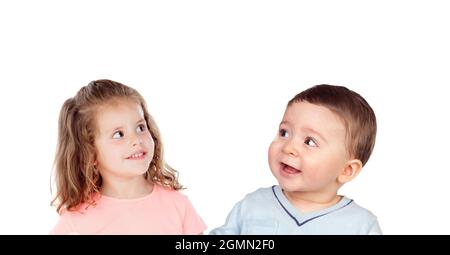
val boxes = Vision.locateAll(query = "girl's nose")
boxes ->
[131,134,143,147]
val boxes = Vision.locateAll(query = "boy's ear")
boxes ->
[338,159,363,184]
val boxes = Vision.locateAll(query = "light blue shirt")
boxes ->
[210,186,381,235]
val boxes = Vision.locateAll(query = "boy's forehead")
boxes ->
[282,102,346,136]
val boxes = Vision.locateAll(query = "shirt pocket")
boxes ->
[241,219,279,235]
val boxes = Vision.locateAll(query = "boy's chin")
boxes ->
[276,179,301,192]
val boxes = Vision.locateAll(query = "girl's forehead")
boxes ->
[97,98,143,115]
[94,99,145,131]
[101,97,141,108]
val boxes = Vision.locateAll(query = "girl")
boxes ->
[50,79,206,234]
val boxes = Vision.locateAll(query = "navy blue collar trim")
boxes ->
[271,185,353,227]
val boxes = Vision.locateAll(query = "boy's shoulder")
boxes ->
[332,197,381,234]
[339,197,378,221]
[243,186,276,200]
[241,188,378,222]
[235,186,279,210]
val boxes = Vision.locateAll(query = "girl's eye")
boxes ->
[279,129,289,138]
[137,124,147,133]
[304,137,318,147]
[112,131,124,139]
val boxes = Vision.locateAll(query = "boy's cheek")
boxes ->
[269,141,282,153]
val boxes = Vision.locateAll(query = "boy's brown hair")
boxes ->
[288,84,377,166]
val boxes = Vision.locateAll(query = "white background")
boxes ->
[0,1,449,234]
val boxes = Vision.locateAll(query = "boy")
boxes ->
[211,85,381,234]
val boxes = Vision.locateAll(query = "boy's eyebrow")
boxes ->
[302,127,327,143]
[279,120,289,126]
[280,121,327,142]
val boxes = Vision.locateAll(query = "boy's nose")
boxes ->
[282,140,298,156]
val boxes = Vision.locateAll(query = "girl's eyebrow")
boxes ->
[108,119,146,133]
[109,126,124,133]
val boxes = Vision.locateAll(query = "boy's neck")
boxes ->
[282,190,342,213]
[100,175,153,199]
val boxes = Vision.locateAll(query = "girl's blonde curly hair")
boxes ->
[51,79,182,214]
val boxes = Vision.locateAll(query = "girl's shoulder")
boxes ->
[58,202,97,219]
[57,193,102,218]
[154,183,190,202]
[50,201,97,234]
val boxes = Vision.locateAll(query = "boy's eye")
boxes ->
[137,124,147,133]
[304,137,317,147]
[279,129,289,138]
[112,131,124,139]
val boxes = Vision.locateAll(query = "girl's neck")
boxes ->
[282,190,342,213]
[100,176,153,199]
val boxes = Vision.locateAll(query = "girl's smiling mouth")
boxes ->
[126,151,147,160]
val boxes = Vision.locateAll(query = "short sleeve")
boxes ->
[180,195,207,235]
[209,200,243,235]
[50,213,75,235]
[367,219,382,235]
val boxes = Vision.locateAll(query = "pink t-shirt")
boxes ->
[50,184,206,234]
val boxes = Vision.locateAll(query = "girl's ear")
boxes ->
[338,159,363,184]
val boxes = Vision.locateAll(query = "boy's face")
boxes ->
[268,102,350,196]
[94,99,154,182]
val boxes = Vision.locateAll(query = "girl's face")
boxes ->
[94,99,154,181]
[268,102,350,198]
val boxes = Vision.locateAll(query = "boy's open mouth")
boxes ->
[281,162,301,174]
